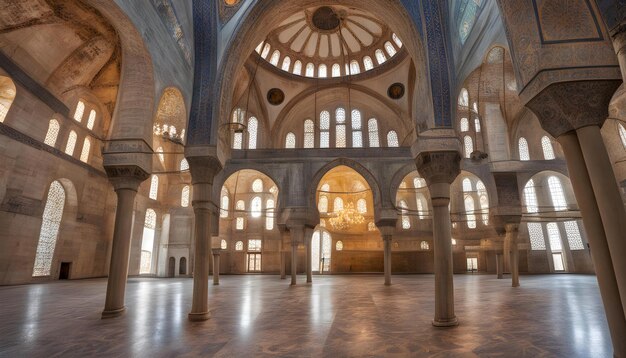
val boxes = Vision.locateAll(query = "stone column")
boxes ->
[416,151,461,327]
[495,253,503,279]
[289,225,304,285]
[280,251,286,279]
[305,228,313,283]
[187,156,222,322]
[378,225,395,286]
[506,224,520,287]
[212,249,220,285]
[611,24,626,83]
[102,166,149,318]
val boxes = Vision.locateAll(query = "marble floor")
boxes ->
[0,274,612,357]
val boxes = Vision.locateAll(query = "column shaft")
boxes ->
[383,235,392,286]
[496,253,503,279]
[507,225,520,287]
[212,252,220,285]
[280,251,286,279]
[189,203,212,321]
[102,188,138,318]
[306,237,312,283]
[291,243,298,285]
[431,192,457,327]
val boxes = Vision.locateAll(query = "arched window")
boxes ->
[181,185,190,207]
[479,194,489,225]
[330,63,341,77]
[305,63,315,77]
[375,49,387,64]
[33,181,65,276]
[420,241,429,250]
[266,198,275,230]
[351,109,362,148]
[281,56,291,71]
[252,178,263,193]
[74,101,85,122]
[462,178,472,192]
[65,131,77,156]
[399,200,410,229]
[251,196,262,218]
[368,222,376,231]
[318,195,328,213]
[285,132,296,148]
[357,198,367,214]
[474,118,481,132]
[79,137,91,163]
[472,102,478,113]
[548,176,567,211]
[235,241,244,251]
[464,135,473,158]
[255,41,264,54]
[87,110,96,130]
[261,43,271,58]
[414,178,426,188]
[564,221,584,250]
[336,240,343,251]
[180,158,189,171]
[221,239,228,250]
[248,117,258,149]
[546,222,563,252]
[333,197,344,212]
[236,200,245,230]
[220,193,230,218]
[336,107,346,148]
[44,119,60,147]
[318,64,327,78]
[387,130,399,147]
[460,118,469,132]
[156,146,164,163]
[392,33,403,48]
[452,238,457,245]
[363,56,374,70]
[465,196,476,229]
[458,88,469,107]
[269,50,280,66]
[541,136,555,160]
[232,130,243,150]
[140,209,157,274]
[384,41,397,56]
[320,111,330,148]
[304,119,315,148]
[368,118,379,147]
[320,183,330,192]
[518,137,530,161]
[312,230,333,272]
[416,194,427,219]
[528,222,546,250]
[619,123,626,149]
[149,175,159,200]
[350,60,361,74]
[524,179,538,213]
[293,60,302,75]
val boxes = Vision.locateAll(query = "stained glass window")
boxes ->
[181,185,190,207]
[293,60,302,75]
[458,88,469,107]
[548,176,567,211]
[180,158,189,171]
[619,124,626,149]
[44,119,60,147]
[519,137,530,161]
[368,118,379,147]
[363,56,374,71]
[384,41,397,57]
[547,222,562,251]
[318,64,327,78]
[87,110,96,130]
[304,119,315,148]
[252,179,263,193]
[248,117,258,149]
[336,108,346,148]
[564,221,584,250]
[464,135,473,158]
[305,63,315,77]
[541,136,555,160]
[375,49,387,64]
[332,63,341,77]
[465,195,476,229]
[149,175,158,200]
[235,241,244,251]
[528,222,546,250]
[524,179,538,213]
[392,33,403,48]
[281,56,291,71]
[285,132,296,148]
[320,111,330,148]
[32,181,65,276]
[460,118,469,132]
[74,101,85,122]
[350,60,360,75]
[420,241,429,250]
[357,198,367,214]
[251,196,262,218]
[269,50,280,66]
[334,197,344,212]
[387,130,399,147]
[318,195,328,213]
[65,131,77,156]
[261,43,271,58]
[80,137,91,163]
[266,198,275,230]
[352,109,362,148]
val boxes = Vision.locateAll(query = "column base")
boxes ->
[188,311,211,321]
[432,317,458,327]
[101,307,125,319]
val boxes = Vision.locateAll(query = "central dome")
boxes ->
[312,6,341,31]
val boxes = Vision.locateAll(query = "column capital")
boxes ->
[377,225,395,237]
[104,164,150,191]
[526,80,621,138]
[415,151,461,186]
[187,155,222,185]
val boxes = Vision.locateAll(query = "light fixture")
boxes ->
[329,202,365,230]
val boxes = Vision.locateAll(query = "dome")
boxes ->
[255,6,404,78]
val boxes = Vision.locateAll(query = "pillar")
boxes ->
[212,249,220,286]
[557,131,626,355]
[187,156,222,322]
[383,235,392,286]
[611,25,626,83]
[305,228,313,283]
[289,225,304,285]
[280,250,286,280]
[495,253,503,279]
[506,224,520,287]
[101,167,149,318]
[416,151,460,327]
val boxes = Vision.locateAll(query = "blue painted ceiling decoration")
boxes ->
[455,0,484,44]
[152,0,193,67]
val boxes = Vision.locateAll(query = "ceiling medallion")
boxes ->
[388,83,405,100]
[312,6,341,31]
[267,88,285,106]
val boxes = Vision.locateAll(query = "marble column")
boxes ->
[416,151,461,327]
[305,228,313,283]
[212,249,220,286]
[187,156,222,322]
[496,253,503,279]
[506,224,520,287]
[379,225,394,286]
[557,131,626,355]
[102,166,149,319]
[289,225,304,285]
[280,251,286,280]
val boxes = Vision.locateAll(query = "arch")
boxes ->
[179,257,187,275]
[0,75,16,123]
[285,132,296,148]
[311,228,333,272]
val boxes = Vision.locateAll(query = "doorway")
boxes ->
[168,257,175,277]
[59,262,71,279]
[179,257,187,275]
[247,253,262,272]
[466,257,478,272]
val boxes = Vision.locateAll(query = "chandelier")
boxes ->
[329,202,365,230]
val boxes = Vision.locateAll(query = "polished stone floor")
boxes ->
[0,274,611,357]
